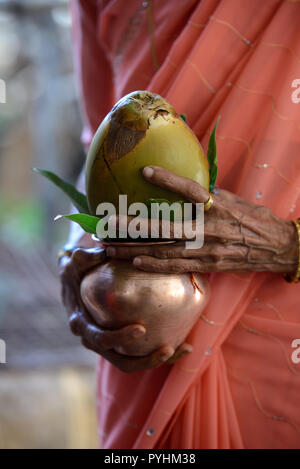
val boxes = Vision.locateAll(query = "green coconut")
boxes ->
[85,91,209,215]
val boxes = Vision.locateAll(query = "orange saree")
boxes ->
[71,0,300,448]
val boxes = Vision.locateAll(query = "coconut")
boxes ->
[85,90,209,215]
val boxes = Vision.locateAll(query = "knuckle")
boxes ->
[69,313,82,336]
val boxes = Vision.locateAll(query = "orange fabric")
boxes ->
[71,0,300,448]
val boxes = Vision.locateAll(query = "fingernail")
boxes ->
[106,247,116,257]
[159,350,173,362]
[143,166,154,178]
[159,353,172,362]
[133,257,142,266]
[131,327,145,338]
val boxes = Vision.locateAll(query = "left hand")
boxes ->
[106,166,298,275]
[59,242,191,371]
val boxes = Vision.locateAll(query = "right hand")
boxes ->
[59,246,187,372]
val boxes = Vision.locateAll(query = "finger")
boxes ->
[114,214,204,242]
[101,345,175,373]
[142,166,212,205]
[106,242,186,260]
[106,244,153,259]
[166,342,193,364]
[108,242,248,261]
[71,247,106,276]
[69,311,86,336]
[133,256,200,273]
[132,256,247,273]
[83,322,147,352]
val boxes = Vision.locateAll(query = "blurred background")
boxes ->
[0,0,98,448]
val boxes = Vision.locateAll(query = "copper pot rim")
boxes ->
[91,234,176,247]
[90,270,193,280]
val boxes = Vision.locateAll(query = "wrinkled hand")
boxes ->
[107,166,298,274]
[59,245,192,372]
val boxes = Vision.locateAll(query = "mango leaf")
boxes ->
[180,113,187,122]
[33,168,89,214]
[54,213,99,234]
[207,117,220,193]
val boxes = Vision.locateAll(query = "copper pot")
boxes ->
[80,251,210,356]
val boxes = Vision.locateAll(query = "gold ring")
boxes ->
[204,194,214,211]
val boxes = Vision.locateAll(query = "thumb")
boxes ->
[71,247,106,276]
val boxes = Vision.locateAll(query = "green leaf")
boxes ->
[179,113,187,122]
[33,168,89,214]
[54,213,99,234]
[207,117,220,193]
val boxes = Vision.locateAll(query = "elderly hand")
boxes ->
[106,166,298,275]
[59,242,192,372]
